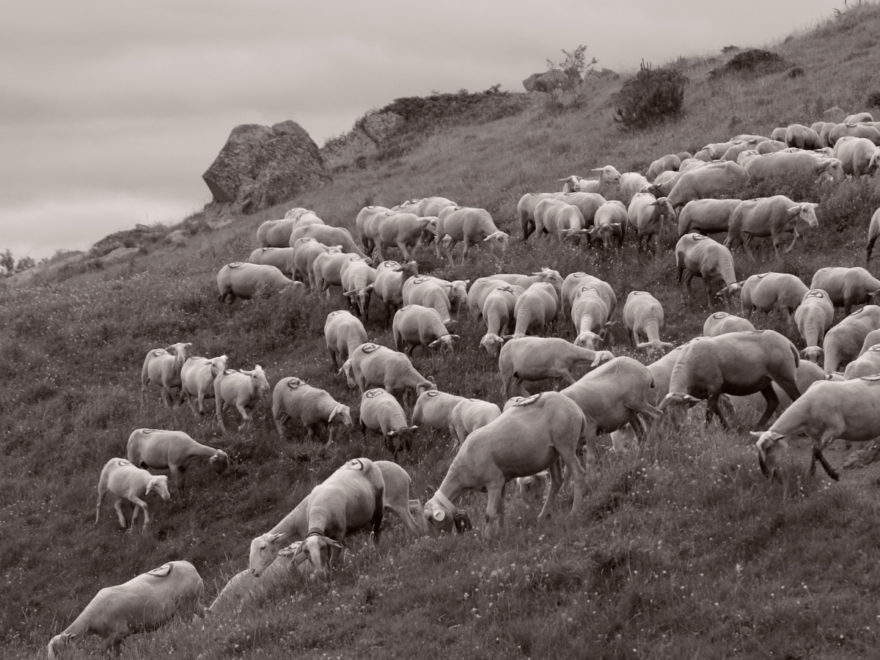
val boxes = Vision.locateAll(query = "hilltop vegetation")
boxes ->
[5,4,880,658]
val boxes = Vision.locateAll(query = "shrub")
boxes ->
[613,61,687,129]
[708,48,787,78]
[866,90,880,108]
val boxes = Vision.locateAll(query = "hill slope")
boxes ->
[5,4,880,658]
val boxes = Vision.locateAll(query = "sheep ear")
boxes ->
[428,339,440,348]
[268,532,285,545]
[409,425,419,431]
[327,539,345,550]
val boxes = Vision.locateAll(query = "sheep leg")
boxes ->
[705,394,729,429]
[129,497,150,529]
[170,465,185,499]
[555,441,586,515]
[783,229,800,254]
[742,234,757,262]
[811,432,841,481]
[460,239,470,266]
[538,460,562,520]
[396,241,411,262]
[113,499,128,529]
[484,482,505,539]
[755,385,780,429]
[235,403,251,431]
[274,414,287,440]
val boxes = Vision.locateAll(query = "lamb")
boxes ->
[589,200,628,249]
[570,286,612,349]
[740,272,809,323]
[372,260,419,324]
[214,365,270,432]
[359,388,419,457]
[291,237,339,289]
[272,377,352,444]
[623,290,673,355]
[510,282,559,338]
[437,206,509,266]
[180,354,228,416]
[675,233,741,306]
[867,208,880,263]
[702,312,755,337]
[626,193,675,254]
[645,154,682,182]
[810,266,880,314]
[247,246,296,276]
[95,458,171,530]
[752,377,880,482]
[423,391,591,538]
[659,330,801,428]
[324,309,368,370]
[288,223,370,261]
[47,561,203,659]
[312,252,369,298]
[371,211,437,261]
[392,304,459,355]
[412,390,467,442]
[561,272,617,319]
[726,196,819,260]
[248,458,385,579]
[499,336,613,400]
[140,342,192,408]
[126,429,229,497]
[822,305,880,373]
[843,345,880,379]
[479,284,522,357]
[533,198,585,240]
[216,263,305,302]
[401,276,455,324]
[340,258,377,321]
[666,161,749,210]
[832,136,880,176]
[676,199,741,237]
[341,342,434,407]
[448,398,502,447]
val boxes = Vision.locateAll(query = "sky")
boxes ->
[2,0,838,260]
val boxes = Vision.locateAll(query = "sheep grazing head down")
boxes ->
[298,532,344,579]
[48,633,74,659]
[423,493,471,536]
[249,532,285,577]
[751,430,789,480]
[327,404,352,443]
[209,450,230,474]
[147,475,171,501]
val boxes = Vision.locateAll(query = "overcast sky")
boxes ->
[2,0,837,260]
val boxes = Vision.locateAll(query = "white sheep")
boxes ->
[623,291,673,355]
[822,305,880,373]
[341,342,434,407]
[126,428,229,497]
[401,276,455,324]
[784,123,822,150]
[288,223,370,261]
[257,218,297,247]
[411,389,467,442]
[247,246,296,276]
[371,211,437,261]
[468,269,560,317]
[843,345,880,379]
[448,398,502,447]
[676,199,740,237]
[867,208,880,264]
[312,252,368,298]
[832,136,880,176]
[214,365,270,432]
[666,161,749,210]
[533,198,585,241]
[392,304,459,355]
[726,196,819,260]
[617,171,651,206]
[180,354,228,416]
[291,237,339,289]
[340,257,377,321]
[743,149,844,186]
[626,192,675,254]
[272,377,352,444]
[356,205,391,254]
[95,458,171,530]
[702,311,755,337]
[140,342,192,408]
[437,207,509,266]
[510,282,559,338]
[570,286,612,350]
[740,272,809,324]
[810,266,880,314]
[675,233,741,306]
[518,192,565,239]
[372,260,419,324]
[827,121,880,146]
[859,328,880,356]
[645,154,682,182]
[794,289,834,363]
[561,272,617,319]
[324,309,368,370]
[359,388,419,457]
[47,561,203,659]
[216,263,304,302]
[479,284,522,357]
[588,200,628,249]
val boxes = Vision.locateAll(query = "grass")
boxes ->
[5,2,880,658]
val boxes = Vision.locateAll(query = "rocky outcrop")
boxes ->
[321,111,404,171]
[202,120,330,213]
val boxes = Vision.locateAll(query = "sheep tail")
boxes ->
[95,467,109,524]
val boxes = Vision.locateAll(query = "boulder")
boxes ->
[202,120,330,213]
[522,69,574,93]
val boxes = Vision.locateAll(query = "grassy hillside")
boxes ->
[5,4,880,658]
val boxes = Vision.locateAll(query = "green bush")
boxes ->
[613,61,687,129]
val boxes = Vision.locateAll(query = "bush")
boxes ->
[613,61,687,129]
[866,90,880,109]
[708,48,787,78]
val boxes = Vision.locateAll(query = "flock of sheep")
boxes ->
[46,110,880,657]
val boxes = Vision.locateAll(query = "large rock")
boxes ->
[203,120,330,213]
[522,69,575,93]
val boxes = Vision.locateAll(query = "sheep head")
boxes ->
[339,360,357,388]
[751,430,788,480]
[249,532,286,577]
[479,333,505,358]
[483,231,510,258]
[800,346,824,363]
[209,450,230,474]
[423,494,456,536]
[788,203,819,231]
[166,342,193,366]
[299,533,344,579]
[574,330,602,350]
[658,392,701,411]
[429,334,460,352]
[147,475,171,501]
[47,633,76,659]
[250,366,270,397]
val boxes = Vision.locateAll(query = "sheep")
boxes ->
[216,263,305,302]
[703,311,756,337]
[827,122,880,147]
[392,304,459,355]
[249,458,385,579]
[557,174,594,193]
[437,206,509,266]
[867,208,880,264]
[623,291,673,355]
[288,223,370,261]
[359,388,419,457]
[471,268,563,317]
[272,377,352,444]
[340,258,377,321]
[845,112,875,124]
[247,246,296,276]
[140,342,192,408]
[561,356,660,441]
[560,192,606,232]
[214,365,270,433]
[423,391,592,538]
[561,272,617,319]
[126,429,229,498]
[324,309,368,370]
[570,286,612,349]
[559,165,621,198]
[676,198,741,237]
[617,172,651,207]
[414,275,469,314]
[588,200,628,249]
[401,276,455,324]
[372,259,419,324]
[675,233,741,306]
[810,266,880,314]
[752,377,880,482]
[257,218,297,247]
[740,272,809,324]
[479,284,522,357]
[448,398,502,447]
[755,139,788,155]
[822,305,880,373]
[726,196,819,260]
[645,154,682,182]
[722,141,760,162]
[666,161,749,210]
[95,458,171,530]
[312,252,368,298]
[413,196,456,217]
[342,342,434,407]
[743,149,844,185]
[517,192,562,239]
[626,193,675,254]
[47,561,203,659]
[785,123,822,150]
[515,470,551,504]
[843,345,880,379]
[355,205,391,254]
[533,198,585,241]
[291,237,338,289]
[411,390,467,442]
[659,330,801,429]
[498,336,613,400]
[180,354,228,416]
[832,136,880,176]
[510,282,559,338]
[859,328,880,356]
[371,211,437,261]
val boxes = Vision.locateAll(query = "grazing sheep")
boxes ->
[141,342,192,408]
[371,211,437,261]
[180,354,228,416]
[392,304,459,355]
[466,277,515,319]
[47,561,203,659]
[217,263,305,302]
[533,199,585,241]
[479,284,522,357]
[676,198,741,237]
[448,398,502,447]
[570,286,612,350]
[832,136,880,176]
[845,112,875,124]
[249,458,384,579]
[342,342,434,407]
[810,266,880,314]
[561,272,617,319]
[675,233,741,306]
[743,149,844,185]
[827,122,880,147]
[752,377,880,482]
[292,237,339,289]
[401,276,455,324]
[500,336,613,400]
[372,259,419,324]
[257,218,297,247]
[214,366,270,433]
[412,390,467,442]
[867,208,880,264]
[247,247,296,276]
[659,330,800,428]
[755,139,787,155]
[360,388,419,457]
[355,205,391,254]
[560,192,606,233]
[822,305,880,373]
[472,268,563,317]
[703,311,755,337]
[517,192,563,239]
[313,252,368,298]
[726,196,819,260]
[626,193,675,254]
[645,154,682,182]
[740,272,809,323]
[793,289,834,362]
[95,458,171,530]
[272,377,352,444]
[510,282,559,338]
[589,200,628,249]
[126,429,229,497]
[423,392,592,538]
[843,345,880,379]
[623,291,673,355]
[340,258,377,321]
[438,207,509,266]
[324,310,368,370]
[666,161,749,210]
[557,175,594,193]
[289,224,370,261]
[617,172,651,207]
[785,123,822,150]
[859,328,880,356]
